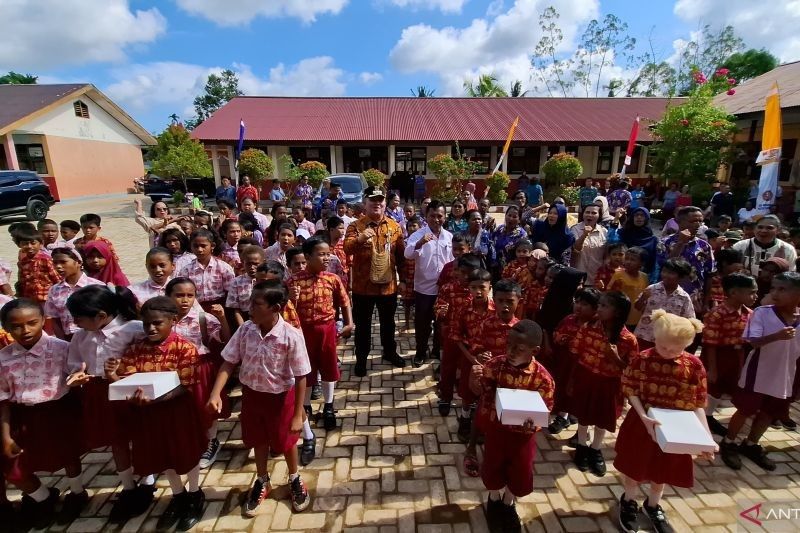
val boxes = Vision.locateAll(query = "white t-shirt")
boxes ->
[737,208,759,222]
[732,238,798,277]
[739,306,800,399]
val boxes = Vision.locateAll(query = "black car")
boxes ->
[143,175,216,202]
[0,170,56,221]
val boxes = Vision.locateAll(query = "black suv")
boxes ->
[143,175,216,202]
[0,170,56,221]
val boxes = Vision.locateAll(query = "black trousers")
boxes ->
[352,293,399,364]
[414,291,440,360]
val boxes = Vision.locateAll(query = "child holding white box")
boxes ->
[614,310,712,533]
[472,319,554,533]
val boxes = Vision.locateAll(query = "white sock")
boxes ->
[207,420,219,440]
[302,419,314,440]
[166,470,184,494]
[288,472,299,482]
[705,396,720,416]
[29,483,50,502]
[502,488,516,505]
[577,424,589,445]
[187,465,201,493]
[488,489,501,501]
[304,386,313,405]
[558,412,569,419]
[141,474,155,486]
[68,475,84,494]
[460,407,470,419]
[118,467,136,491]
[322,381,335,404]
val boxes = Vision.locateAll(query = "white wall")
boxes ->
[21,97,143,146]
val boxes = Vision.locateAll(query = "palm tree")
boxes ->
[411,86,436,97]
[509,80,528,97]
[168,114,180,125]
[463,74,508,97]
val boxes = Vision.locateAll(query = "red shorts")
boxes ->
[301,321,340,385]
[439,338,460,402]
[458,357,478,407]
[702,345,745,399]
[480,426,537,497]
[241,386,298,453]
[733,389,790,420]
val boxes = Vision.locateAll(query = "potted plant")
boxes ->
[238,148,275,190]
[362,168,387,188]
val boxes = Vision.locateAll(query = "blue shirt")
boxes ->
[269,188,286,202]
[525,183,543,205]
[216,185,236,205]
[631,189,645,209]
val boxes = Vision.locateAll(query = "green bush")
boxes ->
[362,168,387,188]
[238,149,274,187]
[541,153,583,189]
[485,171,510,205]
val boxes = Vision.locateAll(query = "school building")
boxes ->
[0,84,155,200]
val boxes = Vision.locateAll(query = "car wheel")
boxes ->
[26,199,49,221]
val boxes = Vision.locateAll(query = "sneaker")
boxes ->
[618,494,641,533]
[587,446,607,477]
[322,404,337,431]
[310,383,322,400]
[382,354,407,368]
[57,490,90,525]
[300,434,316,466]
[20,487,59,530]
[438,400,451,417]
[706,416,728,437]
[501,501,522,532]
[457,416,472,443]
[643,498,674,533]
[290,476,310,512]
[719,440,742,470]
[485,497,505,532]
[156,490,189,531]
[199,437,221,469]
[574,444,590,472]
[547,415,570,435]
[567,432,581,449]
[244,477,271,518]
[353,362,367,377]
[781,418,797,431]
[739,442,776,471]
[177,490,205,531]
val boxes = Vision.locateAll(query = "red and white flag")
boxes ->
[624,116,640,167]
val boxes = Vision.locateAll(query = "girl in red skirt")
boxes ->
[65,284,155,523]
[166,277,231,470]
[0,299,87,529]
[568,291,639,477]
[111,296,206,532]
[176,228,235,311]
[614,310,713,533]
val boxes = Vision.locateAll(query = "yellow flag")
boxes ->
[501,116,520,156]
[762,82,781,151]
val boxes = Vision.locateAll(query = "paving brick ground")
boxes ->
[2,196,800,532]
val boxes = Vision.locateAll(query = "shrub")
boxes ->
[363,168,387,188]
[485,171,510,205]
[297,161,330,188]
[238,149,274,187]
[541,153,583,188]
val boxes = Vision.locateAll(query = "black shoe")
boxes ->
[322,404,337,431]
[57,490,90,525]
[574,444,590,472]
[21,487,59,530]
[457,416,472,443]
[300,434,316,466]
[438,400,451,417]
[781,418,797,431]
[0,502,17,531]
[304,404,313,420]
[567,432,580,449]
[485,497,505,532]
[501,501,522,532]
[109,487,138,523]
[643,498,674,533]
[739,442,776,471]
[244,477,270,518]
[353,362,367,377]
[156,490,188,531]
[770,419,783,429]
[383,354,407,368]
[199,437,221,469]
[587,446,607,477]
[719,440,742,470]
[177,490,205,531]
[548,415,570,435]
[412,354,425,368]
[618,495,640,533]
[567,414,578,424]
[310,383,322,400]
[706,416,728,437]
[290,476,310,512]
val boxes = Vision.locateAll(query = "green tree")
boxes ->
[411,86,436,97]
[150,124,212,191]
[531,6,573,97]
[464,74,508,97]
[509,80,528,97]
[187,69,243,129]
[0,71,37,84]
[238,148,274,187]
[675,25,744,95]
[573,14,636,97]
[541,153,583,189]
[720,49,779,83]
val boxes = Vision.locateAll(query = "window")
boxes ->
[288,146,331,169]
[596,146,613,174]
[507,146,540,174]
[780,139,797,182]
[565,145,579,156]
[395,147,427,174]
[73,101,89,119]
[342,146,388,173]
[453,146,491,174]
[15,144,48,174]
[618,144,640,173]
[546,145,561,159]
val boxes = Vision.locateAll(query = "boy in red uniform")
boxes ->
[702,273,757,436]
[472,319,554,533]
[209,281,312,516]
[703,249,745,311]
[13,226,61,303]
[400,216,421,330]
[514,254,553,320]
[287,237,353,431]
[594,242,626,291]
[436,233,470,288]
[73,213,119,261]
[436,254,482,416]
[500,239,532,280]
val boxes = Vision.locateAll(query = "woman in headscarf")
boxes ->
[530,204,576,265]
[491,205,528,270]
[82,240,130,286]
[617,206,659,279]
[593,196,616,227]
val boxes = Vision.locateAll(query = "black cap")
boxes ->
[364,186,385,199]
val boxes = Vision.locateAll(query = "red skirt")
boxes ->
[567,364,623,432]
[193,352,231,429]
[547,348,576,414]
[127,387,206,476]
[80,377,131,449]
[240,386,297,453]
[301,321,340,385]
[613,410,694,488]
[701,345,745,399]
[5,392,84,484]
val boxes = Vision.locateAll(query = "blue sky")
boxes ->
[2,0,798,133]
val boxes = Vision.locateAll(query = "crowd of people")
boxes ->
[0,173,798,533]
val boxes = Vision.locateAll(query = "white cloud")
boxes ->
[359,71,383,85]
[0,0,166,71]
[674,0,800,62]
[389,0,600,96]
[175,0,348,25]
[386,0,467,13]
[105,57,348,118]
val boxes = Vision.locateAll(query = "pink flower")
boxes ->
[716,68,730,76]
[727,78,736,85]
[726,89,736,96]
[680,119,690,126]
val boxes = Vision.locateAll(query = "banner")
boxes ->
[619,116,640,179]
[756,83,781,213]
[492,116,519,174]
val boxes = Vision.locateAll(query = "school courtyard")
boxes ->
[1,195,799,532]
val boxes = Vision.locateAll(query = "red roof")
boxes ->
[192,96,679,144]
